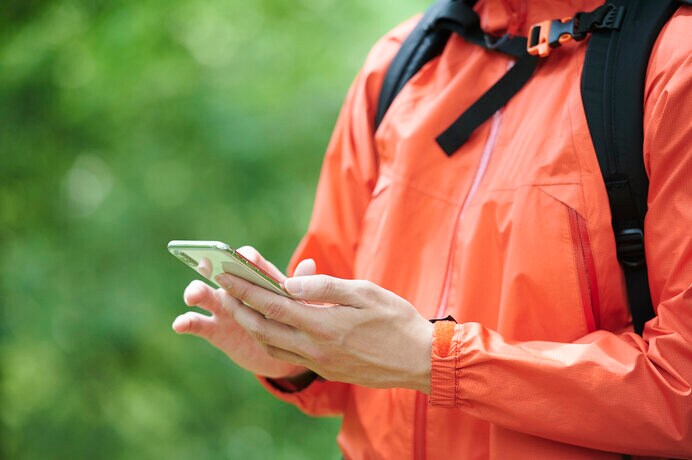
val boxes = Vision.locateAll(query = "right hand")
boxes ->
[172,246,316,379]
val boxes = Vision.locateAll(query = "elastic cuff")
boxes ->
[430,320,458,407]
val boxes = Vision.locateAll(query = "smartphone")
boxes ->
[167,240,291,298]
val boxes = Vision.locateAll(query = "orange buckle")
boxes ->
[527,17,575,57]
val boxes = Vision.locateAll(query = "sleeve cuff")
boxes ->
[263,371,320,393]
[430,320,460,407]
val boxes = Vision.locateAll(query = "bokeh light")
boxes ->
[1,0,425,458]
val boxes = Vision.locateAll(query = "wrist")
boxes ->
[410,319,433,394]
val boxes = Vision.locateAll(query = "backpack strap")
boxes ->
[581,0,681,335]
[375,0,538,156]
[375,0,463,130]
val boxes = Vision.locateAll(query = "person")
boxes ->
[172,0,692,458]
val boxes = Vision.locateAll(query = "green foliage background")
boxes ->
[0,1,424,458]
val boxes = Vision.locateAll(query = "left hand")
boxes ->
[172,247,317,379]
[214,273,433,393]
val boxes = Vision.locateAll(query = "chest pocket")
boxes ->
[451,182,602,341]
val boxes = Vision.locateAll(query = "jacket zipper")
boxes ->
[412,109,504,460]
[568,207,601,332]
[435,110,503,319]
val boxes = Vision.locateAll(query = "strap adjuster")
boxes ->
[615,228,646,269]
[590,4,626,31]
[527,17,581,57]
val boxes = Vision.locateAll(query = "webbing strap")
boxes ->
[574,3,626,38]
[436,52,537,155]
[430,6,527,58]
[426,1,539,155]
[375,0,539,154]
[424,4,539,155]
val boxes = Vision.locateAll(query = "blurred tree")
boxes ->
[0,0,425,458]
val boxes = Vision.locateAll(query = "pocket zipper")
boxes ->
[568,207,601,332]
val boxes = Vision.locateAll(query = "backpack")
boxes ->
[374,0,690,335]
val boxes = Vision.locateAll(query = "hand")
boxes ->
[172,246,316,379]
[214,273,433,393]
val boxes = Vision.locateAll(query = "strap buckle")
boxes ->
[527,17,580,57]
[527,4,625,58]
[615,228,646,269]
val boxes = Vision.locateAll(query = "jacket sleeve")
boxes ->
[256,19,417,417]
[430,11,692,458]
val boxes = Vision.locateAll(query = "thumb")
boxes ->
[293,258,316,277]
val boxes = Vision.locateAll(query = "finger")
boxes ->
[284,275,376,306]
[196,257,212,278]
[293,258,316,277]
[213,286,306,334]
[231,299,307,355]
[237,245,286,282]
[213,286,246,316]
[184,280,225,316]
[172,311,217,338]
[215,273,318,329]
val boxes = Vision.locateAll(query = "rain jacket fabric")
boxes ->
[260,0,692,458]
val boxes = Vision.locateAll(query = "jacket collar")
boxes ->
[476,0,598,37]
[479,0,528,35]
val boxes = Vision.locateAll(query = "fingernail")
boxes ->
[216,274,232,289]
[284,277,303,295]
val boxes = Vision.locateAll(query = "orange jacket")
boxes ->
[261,0,692,458]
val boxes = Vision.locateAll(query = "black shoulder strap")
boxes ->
[375,0,466,130]
[581,0,680,335]
[375,0,537,154]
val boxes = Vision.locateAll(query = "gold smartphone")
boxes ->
[167,240,291,298]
